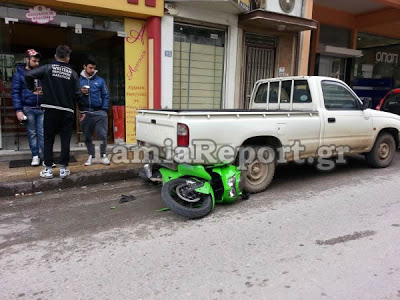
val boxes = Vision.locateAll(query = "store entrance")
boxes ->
[243,33,276,109]
[0,18,124,151]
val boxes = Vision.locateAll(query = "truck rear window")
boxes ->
[254,80,312,104]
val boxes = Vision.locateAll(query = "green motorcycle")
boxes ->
[143,163,245,219]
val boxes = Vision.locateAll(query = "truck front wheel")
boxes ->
[240,146,276,193]
[365,133,396,168]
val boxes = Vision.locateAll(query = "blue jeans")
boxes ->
[23,107,44,158]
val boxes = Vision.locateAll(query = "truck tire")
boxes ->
[161,178,213,219]
[365,133,396,168]
[240,146,276,193]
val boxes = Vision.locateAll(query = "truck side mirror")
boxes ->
[362,99,371,110]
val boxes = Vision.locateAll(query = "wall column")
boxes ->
[147,16,161,109]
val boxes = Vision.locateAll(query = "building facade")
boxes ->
[1,0,320,153]
[0,0,163,151]
[161,0,316,110]
[310,0,400,108]
[235,0,316,108]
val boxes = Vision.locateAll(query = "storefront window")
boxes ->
[317,55,347,81]
[0,4,124,150]
[173,24,225,109]
[352,32,400,107]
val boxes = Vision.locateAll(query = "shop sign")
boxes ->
[279,67,286,77]
[375,51,398,64]
[238,0,250,11]
[127,0,156,7]
[124,19,148,144]
[26,5,56,24]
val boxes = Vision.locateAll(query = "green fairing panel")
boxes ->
[159,165,212,183]
[195,182,216,208]
[159,168,182,183]
[178,164,212,181]
[212,165,242,203]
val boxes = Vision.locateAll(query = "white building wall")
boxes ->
[161,15,174,109]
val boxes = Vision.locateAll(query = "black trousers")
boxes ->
[43,108,74,167]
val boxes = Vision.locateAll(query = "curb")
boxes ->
[0,167,142,198]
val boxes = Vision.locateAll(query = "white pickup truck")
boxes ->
[136,76,400,193]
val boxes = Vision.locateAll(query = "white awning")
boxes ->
[318,45,363,58]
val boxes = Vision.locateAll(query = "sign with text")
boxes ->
[124,18,148,144]
[375,51,399,64]
[238,0,250,11]
[26,5,56,24]
[127,0,156,7]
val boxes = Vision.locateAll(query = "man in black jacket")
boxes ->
[26,45,85,179]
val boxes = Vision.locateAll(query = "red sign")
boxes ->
[26,5,56,24]
[127,0,156,7]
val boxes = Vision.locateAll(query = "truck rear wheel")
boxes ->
[240,146,275,193]
[365,133,396,168]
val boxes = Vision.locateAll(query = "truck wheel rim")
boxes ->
[247,161,268,185]
[378,142,390,160]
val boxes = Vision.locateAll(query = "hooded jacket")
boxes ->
[79,70,110,112]
[12,64,43,111]
[25,61,84,113]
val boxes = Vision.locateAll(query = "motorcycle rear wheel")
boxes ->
[161,178,213,219]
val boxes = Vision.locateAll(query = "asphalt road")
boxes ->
[1,154,400,300]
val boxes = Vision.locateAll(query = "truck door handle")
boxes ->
[328,118,336,123]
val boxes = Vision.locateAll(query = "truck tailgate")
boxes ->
[136,114,176,147]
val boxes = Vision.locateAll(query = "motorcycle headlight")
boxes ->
[228,176,236,187]
[229,188,237,198]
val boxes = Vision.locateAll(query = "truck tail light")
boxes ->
[177,123,189,147]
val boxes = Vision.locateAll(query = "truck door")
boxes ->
[321,80,373,152]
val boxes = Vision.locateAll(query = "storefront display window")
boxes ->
[173,23,225,109]
[0,4,125,150]
[352,32,400,107]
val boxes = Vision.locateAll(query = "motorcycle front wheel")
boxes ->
[161,178,213,219]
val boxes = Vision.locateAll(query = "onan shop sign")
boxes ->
[26,5,56,24]
[375,51,399,64]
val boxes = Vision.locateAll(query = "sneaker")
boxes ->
[60,168,70,179]
[101,154,110,165]
[40,168,53,179]
[42,161,56,168]
[31,156,40,166]
[84,155,93,166]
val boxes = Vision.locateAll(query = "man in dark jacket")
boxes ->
[25,45,85,179]
[12,49,43,166]
[79,56,110,166]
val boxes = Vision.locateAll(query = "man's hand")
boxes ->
[80,113,86,122]
[81,87,89,95]
[33,90,43,95]
[16,111,25,122]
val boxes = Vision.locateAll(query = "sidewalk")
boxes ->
[0,151,143,197]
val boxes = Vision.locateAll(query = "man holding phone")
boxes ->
[12,49,43,166]
[25,45,85,179]
[79,56,110,166]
